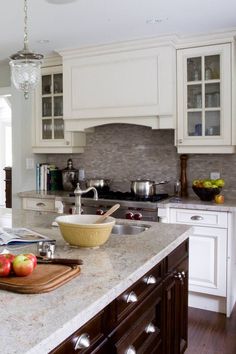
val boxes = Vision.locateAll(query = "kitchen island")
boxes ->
[0,209,191,354]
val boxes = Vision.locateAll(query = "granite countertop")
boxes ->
[158,196,236,212]
[18,190,236,212]
[0,209,191,354]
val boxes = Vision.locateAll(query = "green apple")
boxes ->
[214,179,225,188]
[203,180,213,188]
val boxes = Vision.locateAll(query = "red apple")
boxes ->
[0,255,11,277]
[24,253,37,268]
[2,253,15,263]
[12,254,34,277]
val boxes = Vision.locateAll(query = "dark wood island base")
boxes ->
[50,239,189,354]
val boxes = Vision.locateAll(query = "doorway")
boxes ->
[0,87,12,207]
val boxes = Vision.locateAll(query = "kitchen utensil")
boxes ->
[130,179,169,198]
[62,159,78,191]
[55,214,116,247]
[95,204,120,224]
[86,178,111,191]
[36,256,83,266]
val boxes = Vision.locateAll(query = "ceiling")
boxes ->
[1,0,236,61]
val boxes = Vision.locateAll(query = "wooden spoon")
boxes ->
[95,204,120,224]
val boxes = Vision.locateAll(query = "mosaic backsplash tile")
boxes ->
[46,124,236,197]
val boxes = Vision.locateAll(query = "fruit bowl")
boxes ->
[192,186,221,201]
[55,214,116,247]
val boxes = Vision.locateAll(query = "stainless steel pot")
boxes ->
[131,179,168,197]
[86,178,111,190]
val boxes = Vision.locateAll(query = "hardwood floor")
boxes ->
[185,306,236,354]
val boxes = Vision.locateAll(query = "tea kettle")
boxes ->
[62,159,78,191]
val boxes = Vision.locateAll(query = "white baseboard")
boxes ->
[189,292,226,315]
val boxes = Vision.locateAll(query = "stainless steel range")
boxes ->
[60,191,169,222]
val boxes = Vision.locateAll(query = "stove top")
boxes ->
[69,190,169,202]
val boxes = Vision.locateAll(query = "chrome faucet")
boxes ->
[74,183,98,214]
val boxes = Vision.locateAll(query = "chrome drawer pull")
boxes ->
[190,215,203,221]
[124,291,138,303]
[145,323,156,334]
[74,333,90,350]
[144,275,157,285]
[125,345,136,354]
[36,202,46,207]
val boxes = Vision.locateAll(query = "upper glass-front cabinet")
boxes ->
[186,54,220,137]
[41,72,64,140]
[32,62,86,154]
[177,43,232,153]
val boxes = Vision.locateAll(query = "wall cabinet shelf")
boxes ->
[32,63,86,154]
[176,43,234,153]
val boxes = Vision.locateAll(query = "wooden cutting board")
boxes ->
[0,264,81,294]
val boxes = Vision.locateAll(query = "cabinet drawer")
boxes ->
[170,208,228,228]
[111,284,163,354]
[50,310,105,354]
[115,261,164,322]
[22,197,55,212]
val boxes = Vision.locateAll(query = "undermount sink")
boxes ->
[111,223,151,235]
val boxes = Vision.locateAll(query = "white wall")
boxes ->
[0,61,47,209]
[0,61,10,87]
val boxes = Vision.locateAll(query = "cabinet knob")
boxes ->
[174,272,182,280]
[66,141,70,145]
[145,323,156,334]
[178,139,183,144]
[190,215,203,221]
[124,291,138,303]
[144,275,157,285]
[125,345,136,354]
[74,333,90,350]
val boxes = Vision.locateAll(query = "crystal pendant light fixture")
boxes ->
[9,0,43,99]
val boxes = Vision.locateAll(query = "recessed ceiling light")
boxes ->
[146,17,168,24]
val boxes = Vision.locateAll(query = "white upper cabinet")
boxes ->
[60,41,176,131]
[32,58,86,154]
[176,43,234,153]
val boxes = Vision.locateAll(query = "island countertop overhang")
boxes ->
[0,209,191,354]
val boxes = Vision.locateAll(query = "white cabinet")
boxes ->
[188,226,226,296]
[32,60,86,154]
[169,208,227,297]
[164,207,236,316]
[60,42,176,131]
[176,43,234,153]
[22,197,56,212]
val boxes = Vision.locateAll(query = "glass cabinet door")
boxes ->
[186,54,220,137]
[41,72,64,141]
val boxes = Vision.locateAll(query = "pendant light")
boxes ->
[9,0,43,99]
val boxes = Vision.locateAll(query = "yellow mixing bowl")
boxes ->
[55,214,116,247]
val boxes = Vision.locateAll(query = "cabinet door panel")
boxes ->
[189,226,227,296]
[177,43,232,153]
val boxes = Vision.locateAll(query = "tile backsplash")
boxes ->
[46,124,236,197]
